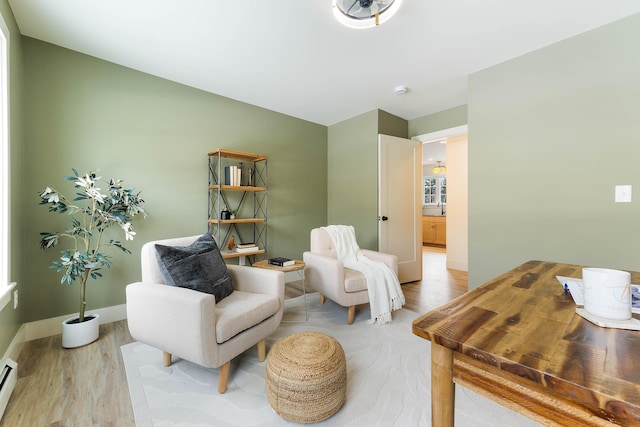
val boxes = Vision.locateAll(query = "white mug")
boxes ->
[582,267,631,320]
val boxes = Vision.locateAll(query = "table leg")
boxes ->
[431,343,455,427]
[298,269,308,321]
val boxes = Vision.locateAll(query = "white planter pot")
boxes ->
[62,313,100,348]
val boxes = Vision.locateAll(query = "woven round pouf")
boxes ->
[266,331,346,424]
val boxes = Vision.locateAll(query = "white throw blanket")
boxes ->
[322,225,405,324]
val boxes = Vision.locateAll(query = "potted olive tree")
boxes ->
[39,169,146,348]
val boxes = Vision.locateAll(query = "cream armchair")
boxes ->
[126,235,284,393]
[303,228,398,324]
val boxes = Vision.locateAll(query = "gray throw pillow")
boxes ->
[155,233,234,303]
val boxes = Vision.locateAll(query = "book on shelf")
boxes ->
[268,257,295,267]
[223,165,242,186]
[236,242,256,249]
[234,246,259,253]
[224,165,233,186]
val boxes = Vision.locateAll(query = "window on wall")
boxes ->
[424,177,437,204]
[423,176,446,205]
[0,14,9,288]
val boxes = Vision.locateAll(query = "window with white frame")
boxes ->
[423,176,446,205]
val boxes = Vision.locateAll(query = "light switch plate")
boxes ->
[615,185,632,203]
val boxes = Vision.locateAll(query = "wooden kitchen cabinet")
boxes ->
[422,216,446,246]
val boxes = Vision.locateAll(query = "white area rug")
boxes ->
[122,294,542,426]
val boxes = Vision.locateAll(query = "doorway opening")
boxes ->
[414,125,468,274]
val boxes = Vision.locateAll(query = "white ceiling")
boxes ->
[422,139,447,166]
[8,1,640,126]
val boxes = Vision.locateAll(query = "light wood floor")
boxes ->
[1,246,467,426]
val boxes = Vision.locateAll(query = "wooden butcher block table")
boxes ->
[412,260,640,427]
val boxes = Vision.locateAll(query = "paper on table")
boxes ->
[557,276,584,305]
[576,308,640,330]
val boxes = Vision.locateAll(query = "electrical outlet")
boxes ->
[13,289,17,309]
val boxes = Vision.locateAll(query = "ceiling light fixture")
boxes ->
[432,161,447,174]
[332,0,402,29]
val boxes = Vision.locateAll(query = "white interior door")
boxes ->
[378,134,422,283]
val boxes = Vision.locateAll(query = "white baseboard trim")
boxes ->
[23,304,127,342]
[2,324,25,363]
[446,259,468,272]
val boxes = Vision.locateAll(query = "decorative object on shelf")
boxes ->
[227,235,235,251]
[229,209,237,220]
[220,208,231,220]
[432,161,446,174]
[38,169,146,348]
[332,0,402,29]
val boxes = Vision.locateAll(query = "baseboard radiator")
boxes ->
[0,358,16,420]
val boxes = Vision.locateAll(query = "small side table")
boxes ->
[252,260,307,321]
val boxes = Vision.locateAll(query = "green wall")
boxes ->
[379,110,409,139]
[0,0,23,356]
[327,110,407,249]
[468,13,640,287]
[408,104,467,137]
[21,37,327,322]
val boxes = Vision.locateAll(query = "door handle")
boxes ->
[380,216,389,221]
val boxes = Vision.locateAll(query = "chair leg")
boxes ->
[319,294,326,304]
[257,339,266,362]
[163,351,172,366]
[218,361,231,394]
[348,306,355,325]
